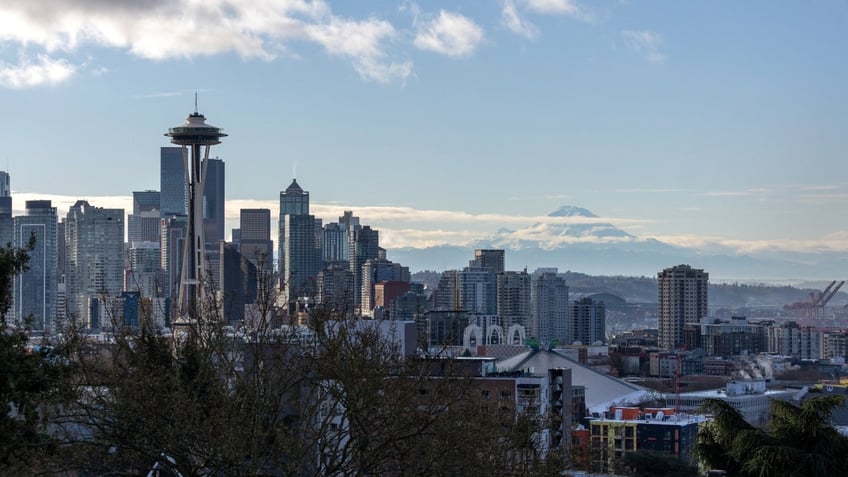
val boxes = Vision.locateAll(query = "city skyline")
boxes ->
[1,1,846,277]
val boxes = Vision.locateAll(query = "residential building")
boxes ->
[64,200,125,329]
[658,264,708,350]
[459,262,497,316]
[474,249,505,273]
[569,297,606,345]
[532,270,569,347]
[497,270,531,331]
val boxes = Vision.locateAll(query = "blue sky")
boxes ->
[0,0,846,259]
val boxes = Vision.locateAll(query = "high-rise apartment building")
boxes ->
[65,200,125,328]
[435,270,459,311]
[532,270,569,347]
[239,208,273,271]
[497,270,532,331]
[474,249,505,274]
[657,264,708,350]
[13,200,58,331]
[459,263,497,315]
[569,297,606,345]
[278,179,318,305]
[160,147,186,217]
[203,158,225,245]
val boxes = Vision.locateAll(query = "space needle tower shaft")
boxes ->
[165,100,227,317]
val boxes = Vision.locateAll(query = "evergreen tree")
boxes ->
[696,395,848,477]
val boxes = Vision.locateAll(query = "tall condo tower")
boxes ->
[164,104,227,316]
[658,264,708,350]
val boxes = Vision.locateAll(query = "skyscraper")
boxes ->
[569,297,606,345]
[126,241,163,301]
[532,270,569,347]
[278,179,318,305]
[497,270,531,332]
[129,190,162,243]
[132,190,160,214]
[0,171,10,197]
[0,171,12,248]
[160,214,187,304]
[474,249,505,274]
[64,200,125,328]
[239,208,273,271]
[160,147,186,217]
[14,200,58,331]
[360,258,409,316]
[349,225,379,312]
[458,263,497,315]
[218,242,257,325]
[658,264,708,350]
[203,158,225,245]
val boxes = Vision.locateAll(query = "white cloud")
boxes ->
[0,54,77,88]
[0,0,411,86]
[304,16,411,83]
[501,0,539,40]
[13,192,848,255]
[414,10,484,58]
[523,0,583,16]
[621,29,666,63]
[650,233,848,255]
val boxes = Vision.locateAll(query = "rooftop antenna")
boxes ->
[194,92,198,114]
[292,161,298,180]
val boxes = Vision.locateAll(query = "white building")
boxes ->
[65,200,125,328]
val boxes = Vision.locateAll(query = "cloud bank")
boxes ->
[11,192,847,256]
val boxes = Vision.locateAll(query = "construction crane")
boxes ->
[784,280,845,321]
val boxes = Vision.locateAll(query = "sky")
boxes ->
[0,0,847,264]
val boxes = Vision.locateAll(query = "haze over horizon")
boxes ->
[1,1,846,277]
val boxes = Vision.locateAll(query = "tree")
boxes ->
[0,238,71,473]
[52,289,570,476]
[695,395,848,477]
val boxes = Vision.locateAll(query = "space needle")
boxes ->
[165,97,227,317]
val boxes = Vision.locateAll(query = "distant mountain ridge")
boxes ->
[386,205,848,281]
